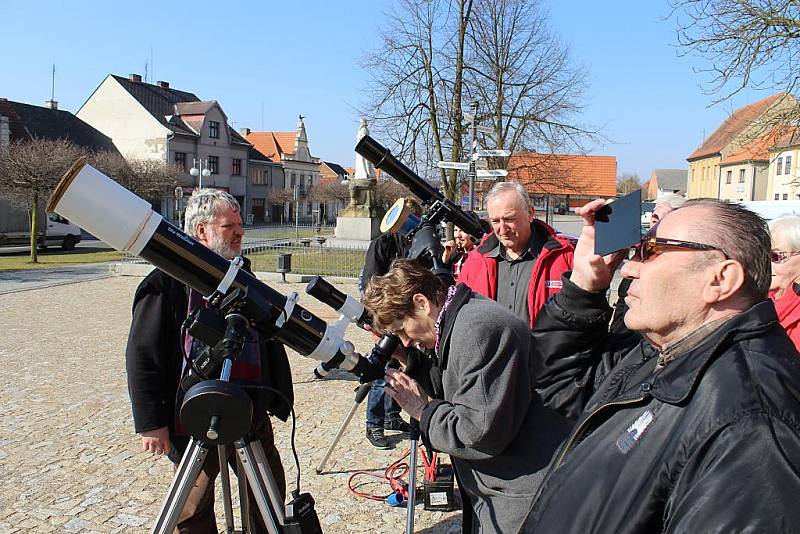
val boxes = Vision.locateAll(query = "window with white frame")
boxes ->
[208,155,219,174]
[786,155,793,175]
[738,169,745,183]
[777,157,784,175]
[726,170,732,184]
[209,121,220,139]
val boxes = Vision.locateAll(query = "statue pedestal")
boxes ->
[335,215,382,241]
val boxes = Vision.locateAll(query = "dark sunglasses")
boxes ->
[770,250,800,264]
[630,235,728,262]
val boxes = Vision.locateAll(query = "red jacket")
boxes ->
[459,220,574,327]
[771,286,800,351]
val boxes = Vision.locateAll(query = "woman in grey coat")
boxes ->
[362,259,572,534]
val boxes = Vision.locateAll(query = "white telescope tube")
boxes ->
[47,157,162,255]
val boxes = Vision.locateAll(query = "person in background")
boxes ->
[442,225,476,282]
[459,181,574,327]
[768,214,800,350]
[358,198,423,449]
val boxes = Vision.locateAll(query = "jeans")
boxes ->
[366,379,401,428]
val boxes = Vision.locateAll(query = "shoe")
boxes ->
[366,427,391,449]
[384,419,411,433]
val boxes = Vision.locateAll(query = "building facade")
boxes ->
[245,117,321,223]
[77,74,255,218]
[686,92,797,199]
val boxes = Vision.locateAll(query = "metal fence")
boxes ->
[122,224,366,278]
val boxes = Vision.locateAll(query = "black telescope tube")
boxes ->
[355,135,486,239]
[140,219,326,355]
[305,276,347,310]
[355,135,440,202]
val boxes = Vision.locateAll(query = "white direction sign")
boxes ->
[475,149,511,158]
[463,112,475,125]
[475,125,494,135]
[476,169,509,178]
[437,161,470,170]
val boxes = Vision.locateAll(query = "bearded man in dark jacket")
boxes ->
[126,189,293,533]
[521,199,800,533]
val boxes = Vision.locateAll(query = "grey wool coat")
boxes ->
[418,286,573,533]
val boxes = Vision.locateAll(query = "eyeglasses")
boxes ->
[630,235,728,262]
[770,250,800,264]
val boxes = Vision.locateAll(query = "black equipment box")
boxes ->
[423,464,458,512]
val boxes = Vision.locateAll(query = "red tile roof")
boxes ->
[722,125,799,165]
[687,93,787,161]
[246,131,297,161]
[508,152,617,197]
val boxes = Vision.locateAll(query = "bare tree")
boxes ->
[268,189,293,223]
[617,173,641,195]
[468,0,596,156]
[362,0,597,201]
[361,0,473,201]
[671,0,800,119]
[0,138,87,263]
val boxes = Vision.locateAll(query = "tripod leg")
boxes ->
[316,382,372,474]
[236,454,253,534]
[151,439,210,534]
[234,439,283,534]
[406,421,421,534]
[217,445,235,533]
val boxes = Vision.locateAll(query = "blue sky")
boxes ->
[1,0,773,182]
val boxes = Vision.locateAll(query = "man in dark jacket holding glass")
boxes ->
[521,198,800,533]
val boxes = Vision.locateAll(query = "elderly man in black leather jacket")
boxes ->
[520,198,800,533]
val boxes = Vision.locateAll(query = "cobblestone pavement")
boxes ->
[0,274,461,533]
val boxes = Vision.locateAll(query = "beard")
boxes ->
[206,230,241,259]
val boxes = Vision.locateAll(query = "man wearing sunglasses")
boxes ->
[520,198,800,532]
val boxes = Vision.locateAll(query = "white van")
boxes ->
[0,212,82,250]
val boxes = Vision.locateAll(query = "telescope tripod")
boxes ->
[153,307,320,533]
[315,380,422,534]
[152,435,286,534]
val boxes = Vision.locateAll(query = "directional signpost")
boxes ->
[476,169,508,180]
[437,161,471,170]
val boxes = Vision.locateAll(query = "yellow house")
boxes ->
[686,93,796,199]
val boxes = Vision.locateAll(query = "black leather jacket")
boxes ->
[520,276,800,533]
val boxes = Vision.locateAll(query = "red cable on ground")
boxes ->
[347,443,439,502]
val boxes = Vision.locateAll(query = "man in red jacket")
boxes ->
[460,182,574,327]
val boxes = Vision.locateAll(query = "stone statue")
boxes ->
[342,118,381,217]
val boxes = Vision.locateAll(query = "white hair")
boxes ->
[183,188,240,237]
[485,181,532,211]
[655,193,686,210]
[769,215,800,251]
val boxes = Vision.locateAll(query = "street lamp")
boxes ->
[190,158,211,189]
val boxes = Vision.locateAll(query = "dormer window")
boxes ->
[209,121,220,139]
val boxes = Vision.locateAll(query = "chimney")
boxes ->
[129,73,142,83]
[157,80,170,89]
[0,116,9,148]
[239,127,251,137]
[45,99,58,110]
